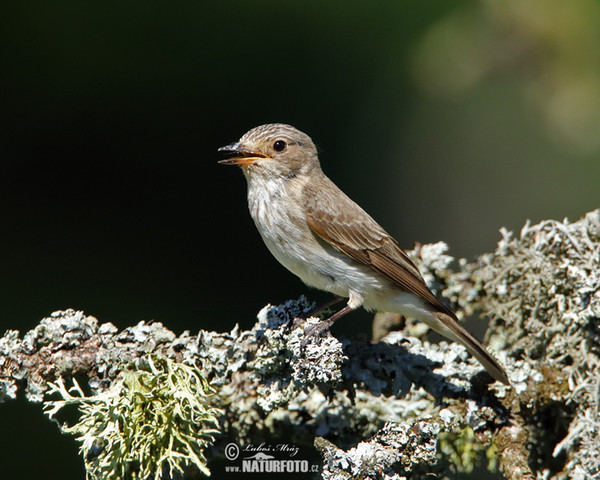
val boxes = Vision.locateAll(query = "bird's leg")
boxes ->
[302,295,345,318]
[300,292,362,346]
[301,304,355,346]
[292,296,345,329]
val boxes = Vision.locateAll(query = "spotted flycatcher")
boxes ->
[219,123,509,385]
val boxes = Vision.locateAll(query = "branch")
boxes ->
[1,210,598,479]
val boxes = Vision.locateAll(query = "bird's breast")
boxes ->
[244,174,389,300]
[246,176,314,269]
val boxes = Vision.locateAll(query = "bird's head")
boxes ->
[218,123,320,179]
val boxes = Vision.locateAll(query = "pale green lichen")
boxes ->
[43,355,222,479]
[439,426,492,474]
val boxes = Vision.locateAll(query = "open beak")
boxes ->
[218,143,267,166]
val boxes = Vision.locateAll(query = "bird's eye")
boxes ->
[273,140,287,152]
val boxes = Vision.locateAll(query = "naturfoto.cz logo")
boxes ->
[224,442,320,474]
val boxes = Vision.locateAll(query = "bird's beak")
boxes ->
[218,143,267,166]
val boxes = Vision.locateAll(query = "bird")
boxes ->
[218,123,509,385]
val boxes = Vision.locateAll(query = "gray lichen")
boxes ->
[250,299,346,412]
[477,212,600,480]
[1,210,599,479]
[315,420,439,480]
[414,211,600,479]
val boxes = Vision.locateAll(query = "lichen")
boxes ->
[315,420,439,479]
[252,301,346,412]
[2,210,599,479]
[419,210,600,479]
[476,212,600,479]
[439,426,490,474]
[43,355,222,479]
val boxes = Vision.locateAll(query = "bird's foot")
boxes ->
[300,318,336,347]
[292,296,345,329]
[299,303,355,348]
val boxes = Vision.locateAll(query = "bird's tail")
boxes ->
[429,311,510,385]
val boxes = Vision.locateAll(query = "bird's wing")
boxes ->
[303,180,454,316]
[303,178,510,384]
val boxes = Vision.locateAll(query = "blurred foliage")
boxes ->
[412,0,600,154]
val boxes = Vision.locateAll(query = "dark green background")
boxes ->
[1,1,598,478]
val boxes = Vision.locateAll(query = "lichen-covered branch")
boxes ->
[1,210,598,479]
